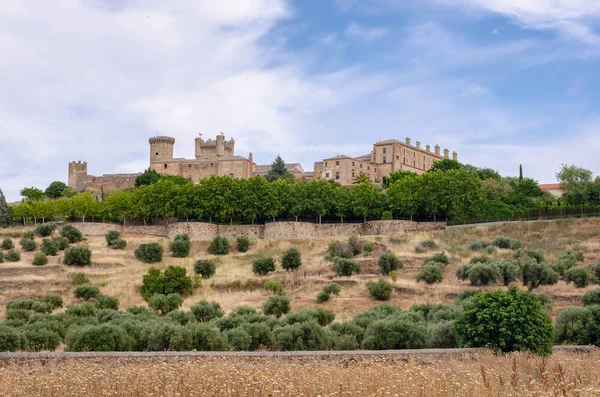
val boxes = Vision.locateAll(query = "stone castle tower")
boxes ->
[149,136,176,162]
[68,161,88,192]
[194,134,235,160]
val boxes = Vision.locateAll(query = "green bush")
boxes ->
[94,296,119,310]
[110,238,127,250]
[415,245,427,254]
[140,266,193,301]
[362,242,375,252]
[64,246,92,266]
[426,252,449,266]
[32,252,48,266]
[6,309,31,321]
[105,230,121,246]
[20,238,37,251]
[74,285,101,300]
[22,325,61,352]
[455,286,553,354]
[7,297,36,311]
[367,279,393,301]
[552,251,582,276]
[35,222,56,237]
[381,210,393,220]
[42,294,63,309]
[263,295,290,318]
[52,236,70,250]
[455,289,482,302]
[348,235,363,256]
[495,259,521,286]
[1,237,13,250]
[170,234,190,258]
[208,236,230,255]
[520,260,559,291]
[331,333,359,350]
[134,243,163,263]
[582,289,600,306]
[41,238,59,256]
[60,225,83,243]
[317,283,342,303]
[426,320,458,348]
[225,328,252,351]
[236,236,250,253]
[190,299,224,322]
[554,306,599,346]
[272,320,330,351]
[148,293,183,315]
[590,262,600,282]
[284,308,335,327]
[72,272,90,285]
[165,310,194,326]
[253,257,276,276]
[22,231,34,240]
[65,302,97,317]
[469,240,489,251]
[281,248,302,271]
[417,262,444,284]
[264,281,284,295]
[514,249,544,264]
[378,252,403,275]
[0,325,24,352]
[6,249,20,262]
[564,267,591,288]
[491,236,511,249]
[66,324,133,352]
[194,259,216,279]
[0,252,3,263]
[332,257,361,277]
[361,316,426,350]
[467,263,500,286]
[510,240,522,250]
[327,241,354,259]
[419,239,438,249]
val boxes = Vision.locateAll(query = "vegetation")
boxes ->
[194,259,216,279]
[170,234,191,258]
[139,266,193,301]
[148,293,183,315]
[252,257,276,276]
[72,272,90,285]
[134,243,163,263]
[236,236,250,253]
[20,237,37,251]
[74,285,101,301]
[5,250,20,262]
[35,222,56,237]
[366,279,393,301]
[378,252,403,275]
[105,230,126,250]
[0,189,12,226]
[263,296,290,318]
[582,288,600,306]
[208,236,230,255]
[417,262,444,284]
[281,248,302,271]
[60,225,83,243]
[64,246,92,266]
[32,252,48,266]
[264,281,284,295]
[331,257,361,277]
[317,283,341,303]
[41,238,59,256]
[1,237,13,250]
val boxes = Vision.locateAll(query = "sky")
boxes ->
[1,0,600,201]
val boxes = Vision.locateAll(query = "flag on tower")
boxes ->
[198,133,202,136]
[220,131,224,135]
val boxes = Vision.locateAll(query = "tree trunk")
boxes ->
[294,215,298,222]
[319,214,322,224]
[410,215,413,222]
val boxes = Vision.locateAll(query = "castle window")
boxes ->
[325,162,328,166]
[352,172,355,177]
[155,152,159,156]
[188,164,192,167]
[403,157,406,164]
[383,156,387,163]
[396,156,399,160]
[325,172,330,178]
[423,164,426,170]
[360,164,362,168]
[336,161,339,166]
[229,173,234,178]
[164,164,167,169]
[403,149,405,154]
[367,166,370,170]
[352,162,354,166]
[383,148,386,153]
[335,172,339,179]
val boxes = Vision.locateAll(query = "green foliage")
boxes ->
[194,259,216,279]
[265,155,289,182]
[389,270,397,282]
[582,289,600,306]
[455,286,553,354]
[6,249,20,262]
[284,308,335,327]
[331,257,361,277]
[225,328,252,351]
[554,306,599,346]
[208,236,230,255]
[44,181,68,198]
[0,252,3,263]
[22,325,61,352]
[491,236,511,249]
[514,249,545,264]
[361,315,427,350]
[110,238,127,250]
[105,230,121,246]
[35,222,56,237]
[367,279,393,301]
[148,293,183,315]
[317,283,342,303]
[552,251,583,276]
[272,320,329,351]
[66,324,133,352]
[1,237,14,250]
[564,267,591,288]
[0,325,24,352]
[327,241,354,259]
[426,252,449,265]
[52,236,70,250]
[429,159,462,173]
[263,295,290,318]
[417,262,444,284]
[0,189,12,226]
[20,237,37,251]
[252,257,276,276]
[60,225,83,243]
[72,272,90,285]
[74,285,101,301]
[264,281,284,295]
[381,211,393,220]
[20,187,45,201]
[415,245,427,254]
[134,168,161,187]
[378,252,403,275]
[590,262,600,282]
[64,246,92,266]
[469,240,489,251]
[94,296,119,310]
[425,321,458,348]
[190,299,224,322]
[65,302,97,317]
[32,252,48,266]
[362,241,375,252]
[170,235,191,258]
[42,294,63,309]
[236,236,250,253]
[41,238,59,256]
[510,240,522,250]
[22,231,34,240]
[467,263,501,286]
[281,247,302,271]
[495,259,522,286]
[140,266,192,301]
[134,243,163,263]
[347,235,363,256]
[455,289,482,302]
[520,260,559,291]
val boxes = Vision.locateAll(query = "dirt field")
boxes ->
[0,348,598,396]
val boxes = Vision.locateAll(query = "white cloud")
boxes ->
[345,23,390,40]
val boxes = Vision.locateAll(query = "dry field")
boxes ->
[1,217,600,320]
[0,349,599,396]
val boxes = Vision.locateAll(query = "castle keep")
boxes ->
[68,134,457,196]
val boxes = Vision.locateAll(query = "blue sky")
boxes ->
[1,0,600,201]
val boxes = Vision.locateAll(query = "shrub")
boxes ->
[415,245,427,254]
[6,249,20,262]
[66,324,132,352]
[491,236,511,249]
[72,272,90,285]
[264,281,284,295]
[467,263,500,286]
[514,249,544,264]
[510,240,522,250]
[64,246,92,266]
[52,236,70,250]
[1,237,13,250]
[7,297,35,311]
[140,266,193,301]
[495,259,521,286]
[105,230,121,246]
[0,325,24,352]
[564,267,591,288]
[348,235,363,256]
[552,251,581,276]
[362,241,375,252]
[236,236,250,253]
[194,259,216,279]
[148,293,183,315]
[327,241,354,259]
[378,252,403,275]
[590,262,600,283]
[361,316,427,350]
[381,210,393,220]
[32,252,48,266]
[455,286,553,354]
[20,238,37,251]
[23,325,61,352]
[331,333,359,350]
[389,270,397,282]
[42,294,63,309]
[272,320,330,351]
[165,310,194,326]
[94,296,119,310]
[281,248,302,271]
[455,289,482,302]
[317,283,342,303]
[253,257,276,276]
[419,239,438,249]
[417,262,444,284]
[554,306,598,346]
[332,257,361,277]
[469,240,489,251]
[22,231,34,240]
[134,243,163,263]
[41,238,59,256]
[426,252,449,266]
[6,309,31,321]
[60,225,83,243]
[190,299,224,322]
[283,308,335,327]
[520,260,559,291]
[263,295,290,318]
[582,289,600,306]
[208,236,230,255]
[170,234,190,258]
[110,238,127,250]
[35,222,56,237]
[65,302,97,317]
[225,328,253,351]
[0,252,3,263]
[74,285,101,300]
[367,279,393,301]
[534,293,552,313]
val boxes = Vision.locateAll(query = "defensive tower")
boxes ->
[149,136,175,162]
[68,161,88,192]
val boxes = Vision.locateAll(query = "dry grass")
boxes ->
[0,350,599,396]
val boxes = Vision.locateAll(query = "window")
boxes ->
[423,164,425,170]
[403,149,405,154]
[352,172,355,177]
[360,164,363,168]
[155,152,159,156]
[413,152,416,158]
[367,166,370,170]
[187,177,192,181]
[396,156,399,160]
[336,161,339,166]
[352,162,354,166]
[325,162,328,166]
[383,156,387,163]
[163,164,167,169]
[326,172,330,178]
[383,148,386,153]
[229,173,234,178]
[335,172,340,179]
[413,160,416,167]
[188,164,192,167]
[403,157,406,164]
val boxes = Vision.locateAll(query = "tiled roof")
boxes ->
[539,183,562,190]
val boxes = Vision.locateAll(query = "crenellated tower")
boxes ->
[195,134,235,159]
[68,161,88,192]
[149,136,175,163]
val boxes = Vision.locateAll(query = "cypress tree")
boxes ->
[265,155,289,182]
[0,189,12,226]
[519,164,523,181]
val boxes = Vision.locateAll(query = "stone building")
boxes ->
[313,137,457,185]
[252,163,306,180]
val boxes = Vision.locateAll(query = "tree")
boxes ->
[428,159,462,173]
[353,173,370,184]
[44,181,68,198]
[350,182,383,222]
[387,174,422,221]
[265,155,289,182]
[135,168,161,187]
[383,171,416,187]
[0,189,12,226]
[455,286,553,355]
[519,164,523,181]
[20,187,45,201]
[556,164,596,205]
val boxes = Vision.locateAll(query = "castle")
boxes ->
[68,134,456,197]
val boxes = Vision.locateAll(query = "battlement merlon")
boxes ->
[149,136,176,145]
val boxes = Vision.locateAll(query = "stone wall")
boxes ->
[6,220,444,240]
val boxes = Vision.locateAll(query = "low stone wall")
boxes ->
[4,220,445,240]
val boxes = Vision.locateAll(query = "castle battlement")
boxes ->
[149,136,176,145]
